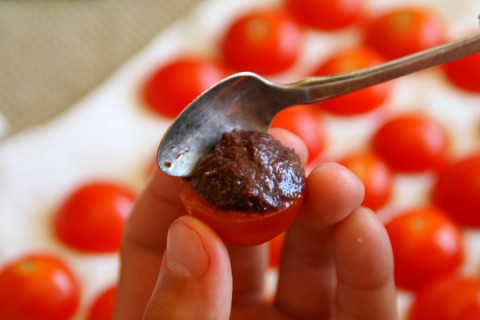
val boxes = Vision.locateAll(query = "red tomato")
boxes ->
[338,152,393,210]
[53,181,136,253]
[432,152,480,228]
[409,275,480,320]
[270,105,326,163]
[268,231,285,268]
[442,51,480,93]
[0,254,80,320]
[385,207,464,292]
[371,114,449,173]
[180,181,304,246]
[220,8,303,75]
[312,46,393,115]
[364,7,446,60]
[87,285,116,320]
[284,0,366,30]
[141,56,229,118]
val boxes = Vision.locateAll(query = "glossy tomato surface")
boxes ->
[442,51,480,93]
[364,7,446,60]
[408,275,480,320]
[0,254,80,320]
[141,56,229,118]
[284,0,366,30]
[338,152,393,210]
[220,8,303,75]
[385,207,464,291]
[180,181,303,246]
[371,114,449,173]
[312,46,393,115]
[270,105,326,164]
[53,181,136,253]
[87,285,117,320]
[432,152,480,228]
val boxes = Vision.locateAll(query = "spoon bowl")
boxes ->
[158,32,480,177]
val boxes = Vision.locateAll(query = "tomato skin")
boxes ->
[0,254,80,320]
[385,207,464,292]
[285,0,366,30]
[442,51,480,93]
[270,105,326,164]
[312,46,393,115]
[87,285,117,320]
[180,181,304,246]
[408,275,480,320]
[141,57,229,118]
[338,152,393,210]
[371,114,449,173]
[432,153,480,228]
[53,181,136,253]
[364,7,446,60]
[220,9,303,75]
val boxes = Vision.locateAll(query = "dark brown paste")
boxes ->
[190,129,305,212]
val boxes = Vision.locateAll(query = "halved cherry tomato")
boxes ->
[408,274,480,320]
[268,231,285,268]
[385,207,464,292]
[87,285,116,320]
[270,105,326,164]
[180,181,303,246]
[442,51,480,93]
[338,152,393,210]
[312,46,393,115]
[284,0,366,30]
[371,114,449,173]
[141,56,229,118]
[53,181,136,253]
[220,8,303,75]
[432,152,480,228]
[0,254,80,320]
[364,7,446,60]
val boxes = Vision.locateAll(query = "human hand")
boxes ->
[114,129,397,319]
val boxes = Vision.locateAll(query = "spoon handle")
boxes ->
[292,32,480,104]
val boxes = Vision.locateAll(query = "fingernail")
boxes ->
[166,222,209,277]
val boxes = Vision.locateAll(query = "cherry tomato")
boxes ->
[364,7,446,60]
[442,51,480,93]
[270,105,326,164]
[284,0,366,30]
[0,254,80,320]
[371,114,449,173]
[432,152,480,228]
[312,46,393,115]
[220,8,303,75]
[87,285,116,320]
[408,274,480,320]
[338,152,393,210]
[385,207,464,292]
[141,56,229,118]
[53,181,136,253]
[268,231,285,268]
[180,181,304,246]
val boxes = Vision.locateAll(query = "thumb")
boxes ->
[144,215,232,319]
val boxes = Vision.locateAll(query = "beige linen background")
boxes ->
[0,0,199,137]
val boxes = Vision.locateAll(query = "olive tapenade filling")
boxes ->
[190,129,306,212]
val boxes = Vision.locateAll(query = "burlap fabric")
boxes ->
[0,0,199,137]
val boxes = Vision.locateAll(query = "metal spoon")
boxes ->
[158,32,480,177]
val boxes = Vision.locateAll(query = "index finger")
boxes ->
[115,168,185,319]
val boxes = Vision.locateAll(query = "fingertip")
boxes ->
[269,127,309,165]
[145,215,232,319]
[333,206,397,319]
[302,162,365,227]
